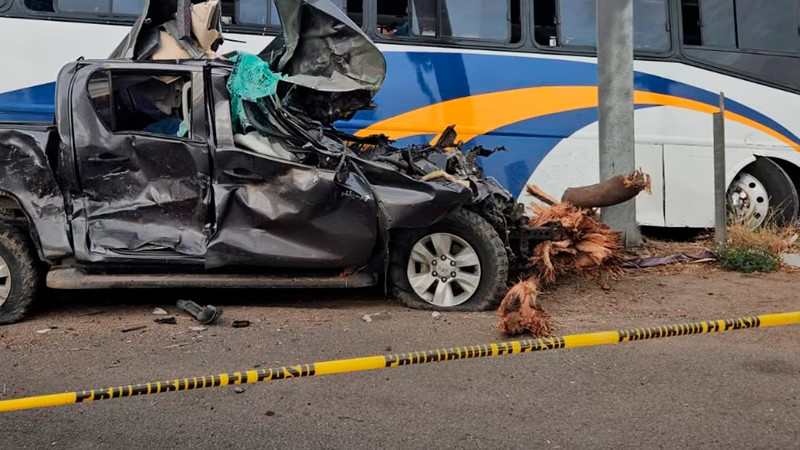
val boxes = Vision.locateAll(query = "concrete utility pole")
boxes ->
[596,0,642,247]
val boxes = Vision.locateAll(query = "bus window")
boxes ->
[234,0,358,28]
[736,0,800,54]
[681,0,736,48]
[56,0,108,14]
[681,0,800,54]
[235,0,278,25]
[111,0,146,15]
[534,0,671,52]
[25,0,143,15]
[378,0,518,43]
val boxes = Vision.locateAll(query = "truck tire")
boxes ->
[389,209,508,311]
[0,223,42,324]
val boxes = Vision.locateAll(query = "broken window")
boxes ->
[534,0,671,52]
[88,71,193,139]
[377,0,519,43]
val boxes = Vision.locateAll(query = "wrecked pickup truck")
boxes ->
[0,0,553,324]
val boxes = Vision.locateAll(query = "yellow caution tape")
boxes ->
[1,311,798,413]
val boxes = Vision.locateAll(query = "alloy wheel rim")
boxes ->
[0,254,11,306]
[406,233,481,307]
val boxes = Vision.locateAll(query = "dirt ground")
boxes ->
[1,263,798,448]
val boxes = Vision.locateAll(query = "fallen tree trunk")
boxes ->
[561,170,651,208]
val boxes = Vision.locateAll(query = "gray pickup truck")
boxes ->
[0,58,552,324]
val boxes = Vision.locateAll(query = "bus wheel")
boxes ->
[727,158,799,228]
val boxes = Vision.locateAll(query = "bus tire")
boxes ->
[389,209,508,312]
[728,158,799,228]
[0,223,42,325]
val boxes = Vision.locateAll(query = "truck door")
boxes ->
[205,71,378,269]
[70,64,211,262]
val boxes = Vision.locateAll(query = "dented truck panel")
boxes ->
[68,64,211,263]
[207,148,378,269]
[356,159,472,229]
[0,127,73,260]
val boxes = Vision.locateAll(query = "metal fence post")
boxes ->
[714,93,728,250]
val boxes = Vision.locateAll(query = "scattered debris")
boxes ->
[780,253,800,268]
[35,327,55,334]
[152,308,168,315]
[232,320,251,328]
[527,185,624,284]
[78,310,105,317]
[431,311,442,320]
[154,317,177,325]
[361,312,388,323]
[497,279,552,337]
[162,342,191,349]
[265,411,276,417]
[623,250,716,268]
[177,300,222,325]
[234,386,245,394]
[498,180,651,337]
[190,326,208,332]
[561,170,652,208]
[121,325,147,333]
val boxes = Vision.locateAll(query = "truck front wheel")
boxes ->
[389,210,509,311]
[0,223,42,325]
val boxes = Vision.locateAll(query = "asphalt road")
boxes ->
[1,270,798,449]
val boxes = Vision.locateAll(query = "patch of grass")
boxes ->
[718,247,779,273]
[719,222,799,273]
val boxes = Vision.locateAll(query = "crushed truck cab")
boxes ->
[0,0,557,324]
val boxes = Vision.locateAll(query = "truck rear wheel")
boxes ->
[389,209,508,311]
[0,223,42,325]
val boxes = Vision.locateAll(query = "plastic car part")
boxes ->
[176,299,221,325]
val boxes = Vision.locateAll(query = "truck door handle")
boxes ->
[223,168,263,182]
[87,153,130,163]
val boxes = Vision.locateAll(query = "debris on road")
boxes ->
[362,312,388,323]
[177,300,222,325]
[152,308,168,315]
[780,253,800,268]
[189,326,208,332]
[121,325,147,333]
[623,250,716,268]
[497,279,552,337]
[35,327,56,334]
[232,320,251,328]
[498,181,651,337]
[526,185,624,284]
[234,387,245,394]
[154,317,177,325]
[431,312,442,320]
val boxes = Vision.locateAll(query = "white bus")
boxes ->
[1,0,799,228]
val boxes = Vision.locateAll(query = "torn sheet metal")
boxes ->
[0,128,73,260]
[111,0,223,60]
[207,148,378,269]
[261,0,387,124]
